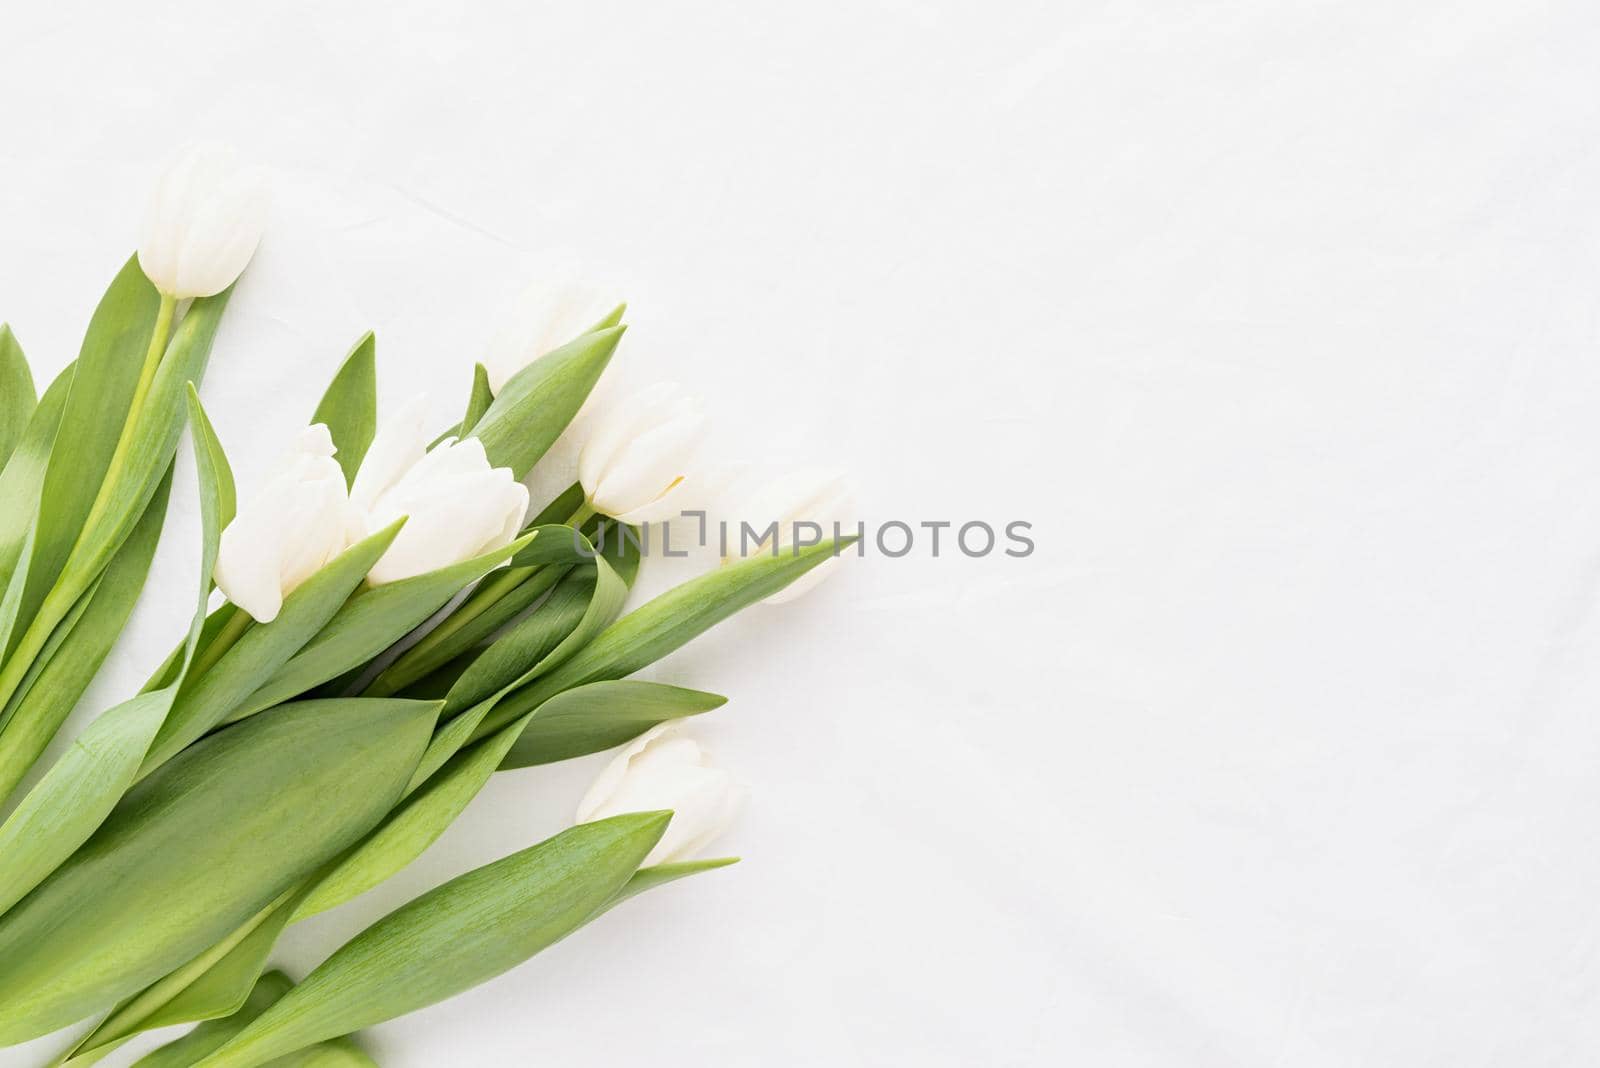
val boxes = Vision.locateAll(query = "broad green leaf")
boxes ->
[0,323,35,469]
[9,257,162,656]
[66,889,301,1064]
[293,710,536,921]
[0,393,234,916]
[477,537,853,741]
[470,322,624,478]
[134,971,293,1068]
[0,288,232,786]
[457,362,493,437]
[226,531,534,724]
[0,696,438,1045]
[199,812,668,1067]
[0,360,72,598]
[503,680,727,770]
[0,468,172,805]
[140,520,404,773]
[312,333,377,487]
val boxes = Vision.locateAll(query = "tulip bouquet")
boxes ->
[0,149,853,1066]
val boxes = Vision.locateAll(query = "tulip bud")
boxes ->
[350,395,529,585]
[214,425,353,623]
[576,724,746,866]
[137,143,268,299]
[577,382,708,524]
[724,468,856,604]
[481,279,617,393]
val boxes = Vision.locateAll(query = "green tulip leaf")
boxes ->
[133,971,378,1068]
[133,971,294,1068]
[197,812,668,1068]
[502,680,727,770]
[0,696,438,1045]
[293,709,535,921]
[0,391,233,916]
[8,257,163,655]
[0,360,72,604]
[140,520,405,774]
[457,362,493,437]
[0,323,36,470]
[66,889,303,1064]
[0,467,172,804]
[470,319,624,478]
[312,333,377,487]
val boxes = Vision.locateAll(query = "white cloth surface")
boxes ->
[3,2,1598,1065]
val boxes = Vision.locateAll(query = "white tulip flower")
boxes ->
[576,724,747,866]
[481,279,617,393]
[137,144,268,299]
[577,382,708,524]
[350,395,529,585]
[214,425,352,623]
[725,468,857,604]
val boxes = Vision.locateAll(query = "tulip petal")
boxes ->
[349,395,429,518]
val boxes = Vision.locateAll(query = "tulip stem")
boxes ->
[567,501,598,530]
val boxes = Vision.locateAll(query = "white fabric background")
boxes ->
[2,1,1597,1065]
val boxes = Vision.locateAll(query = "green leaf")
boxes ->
[139,520,404,774]
[67,889,303,1063]
[226,531,535,725]
[0,323,36,469]
[262,1037,378,1067]
[0,287,233,794]
[0,467,173,805]
[312,333,377,487]
[0,696,439,1045]
[8,257,162,656]
[62,287,232,604]
[292,709,535,921]
[198,813,669,1067]
[0,360,72,600]
[457,362,493,437]
[601,856,739,914]
[470,322,625,478]
[503,680,727,770]
[477,537,853,742]
[133,971,293,1068]
[0,391,232,915]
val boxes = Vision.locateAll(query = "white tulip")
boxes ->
[482,279,617,393]
[576,723,747,866]
[350,395,530,585]
[725,468,856,604]
[137,144,268,299]
[214,425,352,623]
[577,382,708,524]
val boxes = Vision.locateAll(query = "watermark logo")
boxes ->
[572,513,1035,559]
